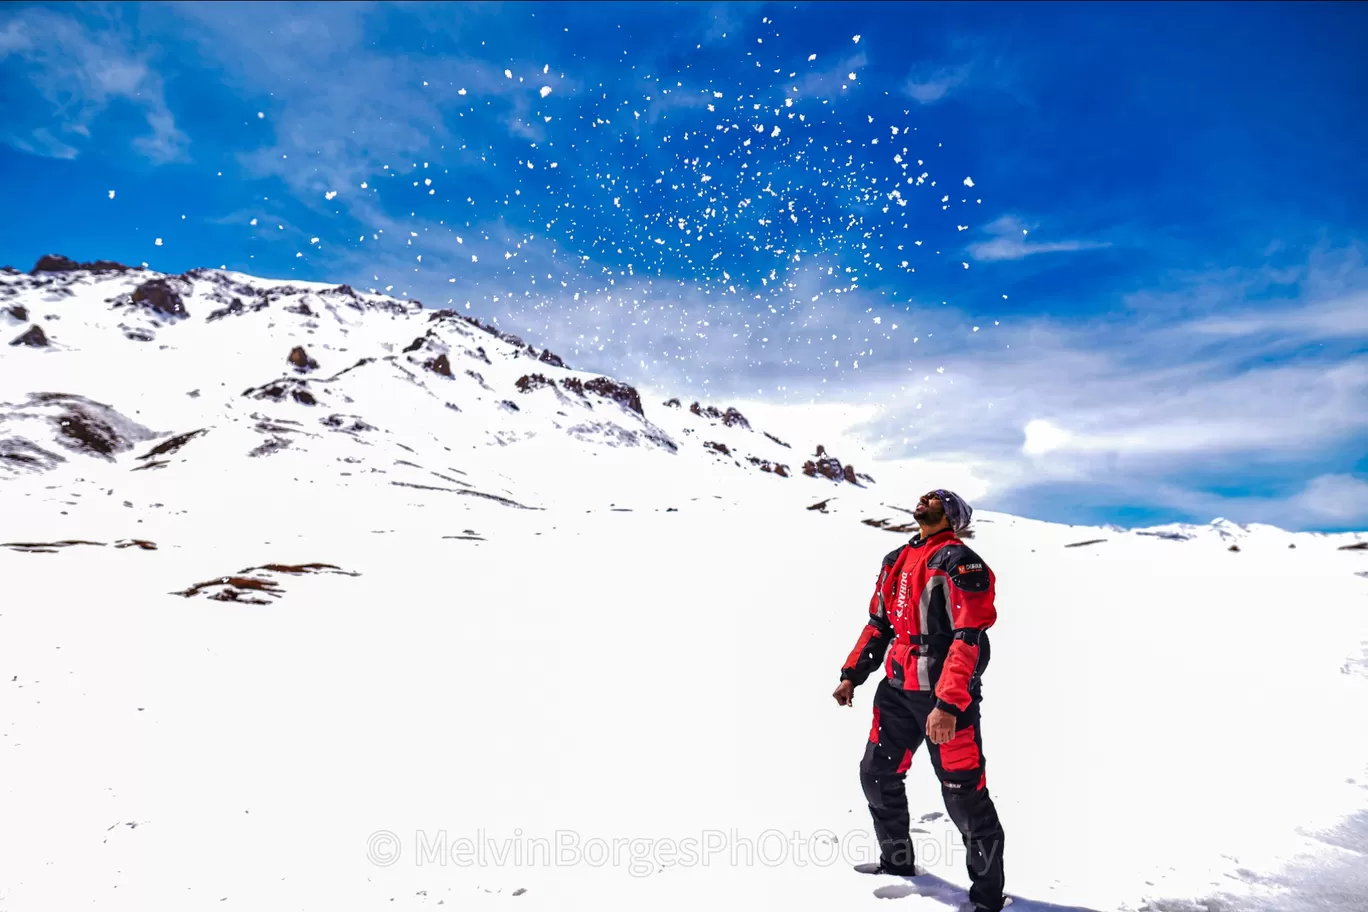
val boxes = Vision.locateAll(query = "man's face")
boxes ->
[914,491,946,525]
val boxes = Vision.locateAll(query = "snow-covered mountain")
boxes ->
[2,257,1366,912]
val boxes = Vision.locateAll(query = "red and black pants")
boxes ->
[861,678,1006,911]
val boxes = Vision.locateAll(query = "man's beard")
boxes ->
[915,503,945,526]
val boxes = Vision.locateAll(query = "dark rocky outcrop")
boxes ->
[206,298,247,322]
[243,379,318,406]
[585,377,643,416]
[764,431,791,449]
[515,373,554,393]
[689,402,750,429]
[9,325,48,347]
[31,255,132,275]
[173,562,359,604]
[6,305,28,322]
[746,455,790,476]
[560,377,586,397]
[424,354,453,378]
[288,346,319,373]
[4,393,160,462]
[136,429,208,462]
[862,518,919,534]
[538,348,566,368]
[801,446,866,486]
[130,279,188,318]
[704,441,731,456]
[664,398,681,408]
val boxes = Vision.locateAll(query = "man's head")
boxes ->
[913,489,973,535]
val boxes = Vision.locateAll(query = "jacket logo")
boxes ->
[957,563,983,574]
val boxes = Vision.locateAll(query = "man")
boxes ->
[832,489,1006,912]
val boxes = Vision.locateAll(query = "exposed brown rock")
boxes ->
[206,298,247,322]
[6,305,28,321]
[31,255,132,275]
[764,431,791,449]
[688,402,750,428]
[288,345,319,373]
[136,429,207,461]
[2,539,105,553]
[861,518,918,534]
[424,354,453,377]
[131,279,188,318]
[538,348,566,368]
[560,377,585,396]
[243,379,318,406]
[9,325,48,347]
[664,398,681,408]
[584,377,643,415]
[807,499,832,512]
[704,440,731,456]
[515,373,553,393]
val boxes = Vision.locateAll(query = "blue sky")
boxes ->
[2,1,1366,530]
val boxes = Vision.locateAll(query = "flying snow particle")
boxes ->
[325,190,338,200]
[963,176,975,187]
[808,53,817,61]
[250,218,258,226]
[540,86,552,98]
[504,69,513,79]
[848,72,857,80]
[295,252,302,258]
[424,178,432,186]
[257,112,265,119]
[458,88,467,95]
[154,238,163,246]
[107,190,116,200]
[550,162,558,168]
[310,237,319,244]
[471,255,478,263]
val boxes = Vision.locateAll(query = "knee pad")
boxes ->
[860,764,887,808]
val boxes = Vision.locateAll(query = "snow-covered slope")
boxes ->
[2,257,1366,912]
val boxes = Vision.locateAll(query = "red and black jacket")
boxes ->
[840,529,997,717]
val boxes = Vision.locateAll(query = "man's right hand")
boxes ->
[832,680,855,706]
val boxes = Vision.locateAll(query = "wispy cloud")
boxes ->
[967,215,1111,262]
[0,6,188,163]
[904,63,973,104]
[831,244,1368,528]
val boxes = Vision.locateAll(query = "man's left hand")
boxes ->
[926,707,956,744]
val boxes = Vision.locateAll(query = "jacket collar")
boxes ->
[909,527,956,548]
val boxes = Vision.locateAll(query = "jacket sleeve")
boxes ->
[933,555,997,716]
[840,560,895,686]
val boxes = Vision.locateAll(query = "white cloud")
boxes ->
[1294,474,1368,524]
[904,63,973,104]
[0,7,189,163]
[968,215,1111,262]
